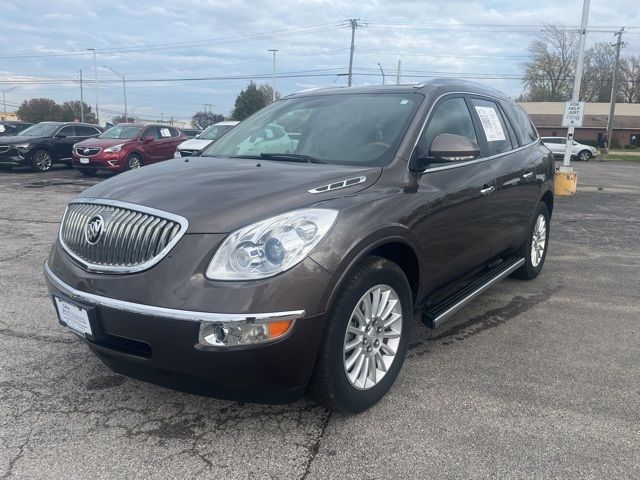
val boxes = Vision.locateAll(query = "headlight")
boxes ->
[174,149,180,158]
[104,143,124,153]
[15,143,30,149]
[206,208,338,280]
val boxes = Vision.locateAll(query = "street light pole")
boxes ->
[377,63,386,85]
[102,66,127,121]
[87,49,100,126]
[268,49,278,102]
[561,0,590,170]
[79,70,84,123]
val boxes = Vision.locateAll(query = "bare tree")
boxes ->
[521,26,578,101]
[619,55,640,103]
[580,42,616,102]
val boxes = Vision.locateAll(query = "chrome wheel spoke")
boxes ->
[343,284,403,391]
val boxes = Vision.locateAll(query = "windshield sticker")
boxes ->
[474,106,506,142]
[160,128,171,137]
[400,99,409,105]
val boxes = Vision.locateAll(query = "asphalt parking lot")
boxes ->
[1,161,639,479]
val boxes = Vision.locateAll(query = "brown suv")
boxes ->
[44,79,554,413]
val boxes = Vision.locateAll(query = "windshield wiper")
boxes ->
[258,153,326,164]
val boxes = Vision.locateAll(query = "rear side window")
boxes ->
[470,98,513,156]
[502,102,538,144]
[417,97,478,156]
[168,127,181,137]
[76,126,99,136]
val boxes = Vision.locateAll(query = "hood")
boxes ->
[0,135,48,144]
[177,138,213,151]
[77,156,382,233]
[74,137,132,148]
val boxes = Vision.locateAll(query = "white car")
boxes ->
[541,137,597,161]
[174,121,239,158]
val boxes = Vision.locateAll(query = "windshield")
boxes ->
[202,93,422,166]
[198,124,233,141]
[99,125,142,139]
[18,123,60,137]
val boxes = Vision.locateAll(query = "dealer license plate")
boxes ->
[54,296,92,336]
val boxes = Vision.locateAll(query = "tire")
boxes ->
[309,256,412,413]
[125,153,143,171]
[79,169,96,176]
[512,202,550,280]
[578,150,592,161]
[30,149,53,172]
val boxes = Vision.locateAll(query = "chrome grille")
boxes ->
[59,199,188,273]
[75,146,101,156]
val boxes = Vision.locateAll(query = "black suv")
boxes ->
[45,79,554,413]
[0,121,33,137]
[0,122,101,171]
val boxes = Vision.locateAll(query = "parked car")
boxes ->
[0,121,33,137]
[541,136,596,161]
[174,121,239,157]
[0,122,101,171]
[45,79,554,413]
[180,128,203,138]
[71,123,186,175]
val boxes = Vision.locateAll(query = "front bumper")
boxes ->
[72,151,125,171]
[44,260,328,403]
[0,147,29,166]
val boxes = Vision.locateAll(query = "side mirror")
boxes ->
[410,133,480,173]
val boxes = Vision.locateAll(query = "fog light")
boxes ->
[107,160,119,167]
[199,319,294,347]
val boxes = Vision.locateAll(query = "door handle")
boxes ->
[522,171,534,179]
[480,185,495,196]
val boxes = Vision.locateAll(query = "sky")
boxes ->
[1,0,639,125]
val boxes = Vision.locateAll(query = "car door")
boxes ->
[138,126,160,163]
[52,125,78,160]
[153,126,177,161]
[413,95,498,291]
[468,97,533,258]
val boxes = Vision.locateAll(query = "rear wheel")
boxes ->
[309,256,412,413]
[125,153,143,171]
[30,149,53,172]
[512,202,550,280]
[578,150,592,161]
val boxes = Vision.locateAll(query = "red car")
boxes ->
[72,123,186,175]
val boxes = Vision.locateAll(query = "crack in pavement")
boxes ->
[300,409,332,480]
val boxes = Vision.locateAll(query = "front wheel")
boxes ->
[309,256,412,413]
[30,149,53,172]
[512,202,550,280]
[125,153,143,171]
[578,150,592,161]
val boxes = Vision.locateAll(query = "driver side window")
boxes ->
[417,97,478,157]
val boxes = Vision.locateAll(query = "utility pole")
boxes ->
[87,49,100,126]
[79,70,85,123]
[268,49,278,102]
[377,63,386,85]
[396,59,402,85]
[347,19,361,87]
[561,0,590,171]
[606,28,625,147]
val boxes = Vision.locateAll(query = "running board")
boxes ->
[421,257,525,329]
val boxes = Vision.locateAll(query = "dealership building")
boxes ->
[519,102,640,147]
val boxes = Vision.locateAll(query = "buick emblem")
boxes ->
[83,148,90,154]
[85,215,104,245]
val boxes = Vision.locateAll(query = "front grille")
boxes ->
[75,146,101,156]
[59,200,188,273]
[179,149,197,157]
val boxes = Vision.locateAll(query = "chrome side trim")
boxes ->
[308,176,367,193]
[408,91,540,174]
[430,258,525,328]
[44,262,306,324]
[58,197,189,274]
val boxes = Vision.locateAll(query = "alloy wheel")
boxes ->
[531,214,547,267]
[128,156,142,169]
[34,151,52,171]
[579,151,590,161]
[343,284,403,390]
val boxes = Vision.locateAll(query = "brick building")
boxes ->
[519,102,640,147]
